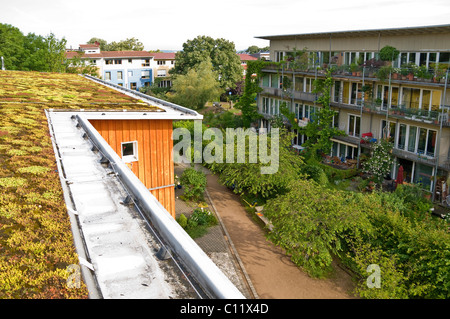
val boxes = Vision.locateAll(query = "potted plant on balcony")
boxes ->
[376,65,393,82]
[431,63,448,83]
[350,62,359,76]
[379,45,400,65]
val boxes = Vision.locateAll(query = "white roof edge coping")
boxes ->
[79,111,201,121]
[75,112,244,299]
[81,74,203,120]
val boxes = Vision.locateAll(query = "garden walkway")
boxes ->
[204,172,356,299]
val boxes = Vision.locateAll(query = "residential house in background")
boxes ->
[149,52,176,88]
[255,24,450,198]
[66,46,154,90]
[238,53,258,78]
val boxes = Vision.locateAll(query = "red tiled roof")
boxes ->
[79,44,100,49]
[65,51,154,59]
[238,53,258,61]
[149,52,176,60]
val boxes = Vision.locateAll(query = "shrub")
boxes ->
[302,165,328,185]
[180,168,207,201]
[177,213,188,228]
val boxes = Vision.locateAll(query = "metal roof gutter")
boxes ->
[75,113,245,299]
[82,74,202,118]
[45,109,103,299]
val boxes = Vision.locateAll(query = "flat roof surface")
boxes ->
[47,110,200,298]
[256,24,450,40]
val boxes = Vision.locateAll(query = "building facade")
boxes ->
[66,44,154,90]
[256,24,450,197]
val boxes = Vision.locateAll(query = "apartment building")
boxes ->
[149,52,176,87]
[66,44,154,90]
[255,24,450,196]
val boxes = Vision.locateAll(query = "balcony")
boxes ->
[261,61,450,86]
[260,86,317,102]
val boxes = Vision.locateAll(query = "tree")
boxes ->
[246,45,270,54]
[64,51,99,76]
[0,23,25,70]
[44,33,67,73]
[107,37,144,51]
[234,60,266,127]
[87,37,108,51]
[87,37,144,51]
[281,69,345,159]
[379,45,399,62]
[0,24,66,72]
[171,35,243,90]
[169,58,222,110]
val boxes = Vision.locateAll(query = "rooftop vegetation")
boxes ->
[0,70,151,298]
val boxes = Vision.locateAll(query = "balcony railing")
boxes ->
[261,61,450,85]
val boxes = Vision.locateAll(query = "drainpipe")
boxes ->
[432,70,449,202]
[1,56,5,70]
[357,64,365,168]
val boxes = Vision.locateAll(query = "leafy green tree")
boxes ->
[21,33,47,71]
[0,24,66,72]
[169,58,222,110]
[281,69,345,159]
[107,37,144,51]
[87,37,144,51]
[171,35,243,90]
[44,33,67,73]
[209,129,305,199]
[0,23,25,70]
[87,37,108,51]
[234,60,266,127]
[64,51,99,76]
[246,45,270,54]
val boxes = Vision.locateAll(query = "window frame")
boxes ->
[121,141,138,163]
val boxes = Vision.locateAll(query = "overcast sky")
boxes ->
[1,0,450,51]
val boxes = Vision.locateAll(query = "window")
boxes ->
[121,141,138,162]
[114,59,122,65]
[157,69,167,77]
[381,120,396,142]
[141,70,150,79]
[105,72,111,81]
[157,60,165,65]
[128,71,133,77]
[397,124,407,150]
[333,81,341,103]
[295,76,304,92]
[262,74,270,87]
[348,115,361,137]
[128,59,133,63]
[142,59,150,66]
[117,71,123,80]
[130,82,137,90]
[105,59,113,65]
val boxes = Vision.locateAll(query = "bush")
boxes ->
[180,168,207,201]
[180,208,218,239]
[177,213,188,228]
[303,165,328,185]
[263,178,450,298]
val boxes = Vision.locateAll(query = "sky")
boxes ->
[1,0,450,51]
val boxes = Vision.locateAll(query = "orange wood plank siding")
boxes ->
[89,119,175,218]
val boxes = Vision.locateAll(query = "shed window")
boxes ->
[121,141,138,162]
